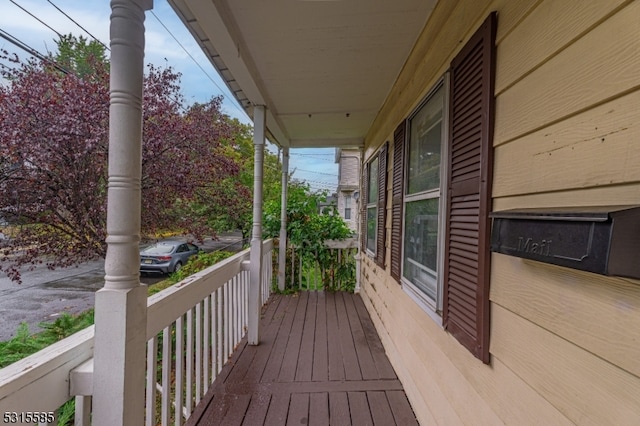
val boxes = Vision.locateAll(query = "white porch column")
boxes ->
[277,147,289,291]
[93,1,152,425]
[248,105,266,345]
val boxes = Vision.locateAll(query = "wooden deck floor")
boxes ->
[186,291,418,425]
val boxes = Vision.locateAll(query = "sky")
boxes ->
[0,0,338,193]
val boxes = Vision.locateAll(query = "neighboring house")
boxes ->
[334,148,360,231]
[317,193,337,214]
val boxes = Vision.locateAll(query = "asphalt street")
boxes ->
[0,233,244,341]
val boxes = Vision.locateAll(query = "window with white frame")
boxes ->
[402,83,445,305]
[344,194,352,220]
[366,156,379,254]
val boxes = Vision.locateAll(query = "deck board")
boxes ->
[186,292,417,425]
[296,292,317,382]
[312,292,328,383]
[280,292,308,382]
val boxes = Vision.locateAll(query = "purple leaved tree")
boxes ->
[0,37,247,283]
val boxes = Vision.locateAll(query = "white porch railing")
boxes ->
[286,238,358,291]
[143,239,272,426]
[0,239,273,426]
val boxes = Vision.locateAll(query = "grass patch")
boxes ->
[0,309,94,368]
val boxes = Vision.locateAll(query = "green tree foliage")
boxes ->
[55,34,108,77]
[263,180,352,243]
[196,119,282,238]
[263,181,355,292]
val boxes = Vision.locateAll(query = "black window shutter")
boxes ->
[375,142,388,267]
[390,122,406,283]
[443,12,496,364]
[361,163,368,253]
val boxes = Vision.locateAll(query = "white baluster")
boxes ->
[175,315,184,426]
[217,287,223,375]
[195,302,202,404]
[145,337,157,426]
[161,326,172,426]
[185,309,193,415]
[203,296,210,387]
[75,395,92,426]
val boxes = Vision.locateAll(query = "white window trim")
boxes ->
[344,194,352,220]
[400,75,450,314]
[365,155,379,257]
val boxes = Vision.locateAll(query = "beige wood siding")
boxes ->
[360,0,640,424]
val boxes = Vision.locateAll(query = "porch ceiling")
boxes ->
[168,0,436,148]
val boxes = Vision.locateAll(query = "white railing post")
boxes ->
[249,105,266,345]
[278,147,289,291]
[93,1,152,425]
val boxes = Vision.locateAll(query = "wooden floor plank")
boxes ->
[308,392,329,426]
[216,394,251,426]
[352,294,398,379]
[191,292,417,425]
[194,394,234,426]
[221,294,285,385]
[263,393,290,425]
[329,392,351,426]
[348,391,374,426]
[312,292,328,382]
[242,393,271,426]
[279,292,309,382]
[286,393,310,426]
[326,292,345,381]
[261,293,300,382]
[367,391,396,426]
[387,390,419,426]
[241,294,291,384]
[335,292,362,381]
[343,293,379,380]
[295,291,317,382]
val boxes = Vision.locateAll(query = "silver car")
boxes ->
[140,240,200,274]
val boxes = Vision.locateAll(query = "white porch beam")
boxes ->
[248,105,266,345]
[288,137,363,149]
[93,1,152,425]
[278,148,289,291]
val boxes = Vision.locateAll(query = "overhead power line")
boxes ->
[9,0,63,40]
[296,178,337,188]
[46,0,109,51]
[0,28,70,74]
[290,153,335,162]
[149,10,249,121]
[295,168,337,177]
[291,153,334,156]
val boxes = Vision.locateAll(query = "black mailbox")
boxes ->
[490,206,640,279]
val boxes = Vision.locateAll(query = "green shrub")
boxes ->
[0,309,94,368]
[167,250,235,284]
[263,182,355,293]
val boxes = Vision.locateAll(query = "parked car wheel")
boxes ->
[174,261,182,273]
